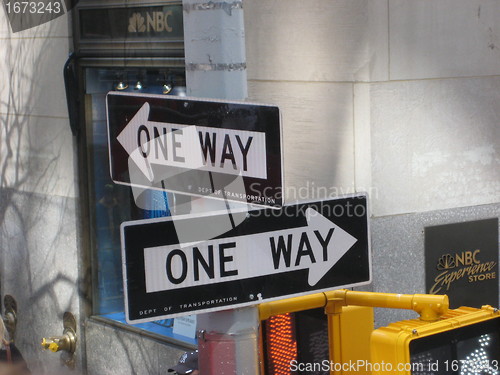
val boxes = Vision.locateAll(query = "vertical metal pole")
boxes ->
[325,299,343,375]
[183,0,247,101]
[182,1,259,374]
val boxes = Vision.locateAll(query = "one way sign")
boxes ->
[107,92,282,207]
[121,195,371,323]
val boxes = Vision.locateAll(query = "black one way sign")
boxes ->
[121,195,371,323]
[107,92,282,207]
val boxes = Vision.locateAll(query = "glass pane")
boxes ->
[85,67,194,344]
[410,318,500,375]
[86,92,127,314]
[456,332,500,374]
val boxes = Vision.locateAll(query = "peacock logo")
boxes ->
[128,13,146,33]
[436,254,456,270]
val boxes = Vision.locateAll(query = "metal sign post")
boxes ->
[181,1,257,372]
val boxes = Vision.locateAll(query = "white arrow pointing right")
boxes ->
[143,208,357,293]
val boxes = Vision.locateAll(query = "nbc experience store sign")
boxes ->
[425,218,499,309]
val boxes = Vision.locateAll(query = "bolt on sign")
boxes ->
[106,92,283,207]
[121,195,371,323]
[425,218,499,309]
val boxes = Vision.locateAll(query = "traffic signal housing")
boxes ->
[371,305,500,374]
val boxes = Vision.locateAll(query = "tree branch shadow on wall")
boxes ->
[0,19,92,375]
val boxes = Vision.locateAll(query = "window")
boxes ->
[83,66,196,345]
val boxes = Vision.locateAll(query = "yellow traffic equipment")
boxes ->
[260,290,500,374]
[371,305,500,374]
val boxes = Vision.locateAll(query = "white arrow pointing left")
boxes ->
[116,102,204,182]
[116,102,268,183]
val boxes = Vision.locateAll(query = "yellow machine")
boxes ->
[371,305,500,374]
[259,290,500,375]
